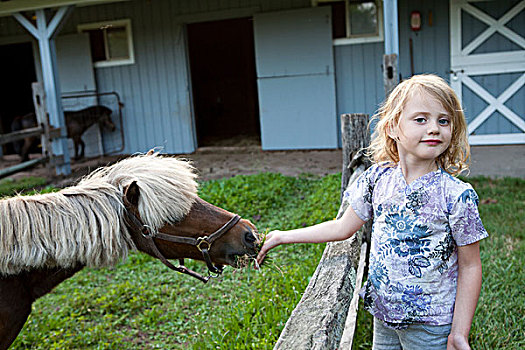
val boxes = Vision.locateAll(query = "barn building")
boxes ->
[0,0,523,174]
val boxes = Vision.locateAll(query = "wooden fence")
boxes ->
[0,83,61,179]
[274,113,371,349]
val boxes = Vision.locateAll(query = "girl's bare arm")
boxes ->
[256,207,366,264]
[448,241,482,350]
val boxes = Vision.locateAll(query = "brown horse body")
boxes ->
[0,153,258,349]
[10,105,116,162]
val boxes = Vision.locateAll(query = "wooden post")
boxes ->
[341,114,371,199]
[383,53,399,98]
[32,82,53,167]
[338,114,372,349]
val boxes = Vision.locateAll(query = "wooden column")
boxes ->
[13,7,73,175]
[383,0,400,97]
[383,0,399,57]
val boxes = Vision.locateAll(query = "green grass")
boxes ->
[466,177,524,350]
[5,174,524,349]
[0,176,49,197]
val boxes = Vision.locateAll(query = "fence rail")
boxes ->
[0,82,57,179]
[0,127,61,146]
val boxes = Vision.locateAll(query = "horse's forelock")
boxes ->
[80,153,198,230]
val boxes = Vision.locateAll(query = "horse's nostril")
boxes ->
[244,231,257,245]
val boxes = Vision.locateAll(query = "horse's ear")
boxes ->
[123,181,140,207]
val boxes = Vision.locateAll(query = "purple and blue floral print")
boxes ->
[344,163,488,328]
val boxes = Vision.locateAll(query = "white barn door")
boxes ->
[253,7,337,150]
[450,0,525,145]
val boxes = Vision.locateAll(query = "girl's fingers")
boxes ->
[256,245,269,264]
[256,254,264,266]
[256,230,280,266]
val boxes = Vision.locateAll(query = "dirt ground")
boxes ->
[1,143,523,188]
[0,146,344,188]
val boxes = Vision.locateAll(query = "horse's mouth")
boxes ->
[229,253,258,269]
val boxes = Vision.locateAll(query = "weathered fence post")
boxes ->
[273,114,371,350]
[383,53,399,97]
[32,82,53,167]
[338,115,372,349]
[341,114,372,200]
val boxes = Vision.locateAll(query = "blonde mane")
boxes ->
[0,152,198,275]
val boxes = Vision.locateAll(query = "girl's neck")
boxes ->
[398,157,438,184]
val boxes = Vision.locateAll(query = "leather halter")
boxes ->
[124,206,241,283]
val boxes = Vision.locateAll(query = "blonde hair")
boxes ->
[367,74,470,175]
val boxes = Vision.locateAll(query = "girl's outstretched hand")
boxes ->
[256,230,282,266]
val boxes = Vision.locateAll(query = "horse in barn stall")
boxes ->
[0,151,260,349]
[10,112,40,162]
[10,105,116,162]
[66,105,116,160]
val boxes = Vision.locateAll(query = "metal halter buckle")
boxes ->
[196,236,211,252]
[141,225,155,238]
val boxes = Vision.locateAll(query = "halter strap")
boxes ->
[153,214,241,246]
[123,206,241,283]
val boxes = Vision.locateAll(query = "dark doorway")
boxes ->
[0,42,37,154]
[187,17,260,147]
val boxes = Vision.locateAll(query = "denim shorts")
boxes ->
[373,317,452,350]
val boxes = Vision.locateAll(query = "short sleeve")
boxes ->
[449,186,488,246]
[343,165,377,222]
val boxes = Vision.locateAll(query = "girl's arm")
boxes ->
[447,241,482,350]
[256,207,366,264]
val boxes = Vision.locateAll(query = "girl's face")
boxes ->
[390,90,452,167]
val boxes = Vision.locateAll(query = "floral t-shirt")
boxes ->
[344,163,488,327]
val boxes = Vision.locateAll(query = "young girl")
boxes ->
[257,74,488,350]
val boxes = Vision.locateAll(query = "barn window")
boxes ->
[78,19,135,67]
[314,0,383,45]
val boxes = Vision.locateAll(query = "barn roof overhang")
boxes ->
[0,0,129,18]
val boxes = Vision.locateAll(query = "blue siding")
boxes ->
[1,0,518,152]
[333,0,451,146]
[0,0,458,152]
[333,42,384,145]
[60,0,310,154]
[398,0,451,79]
